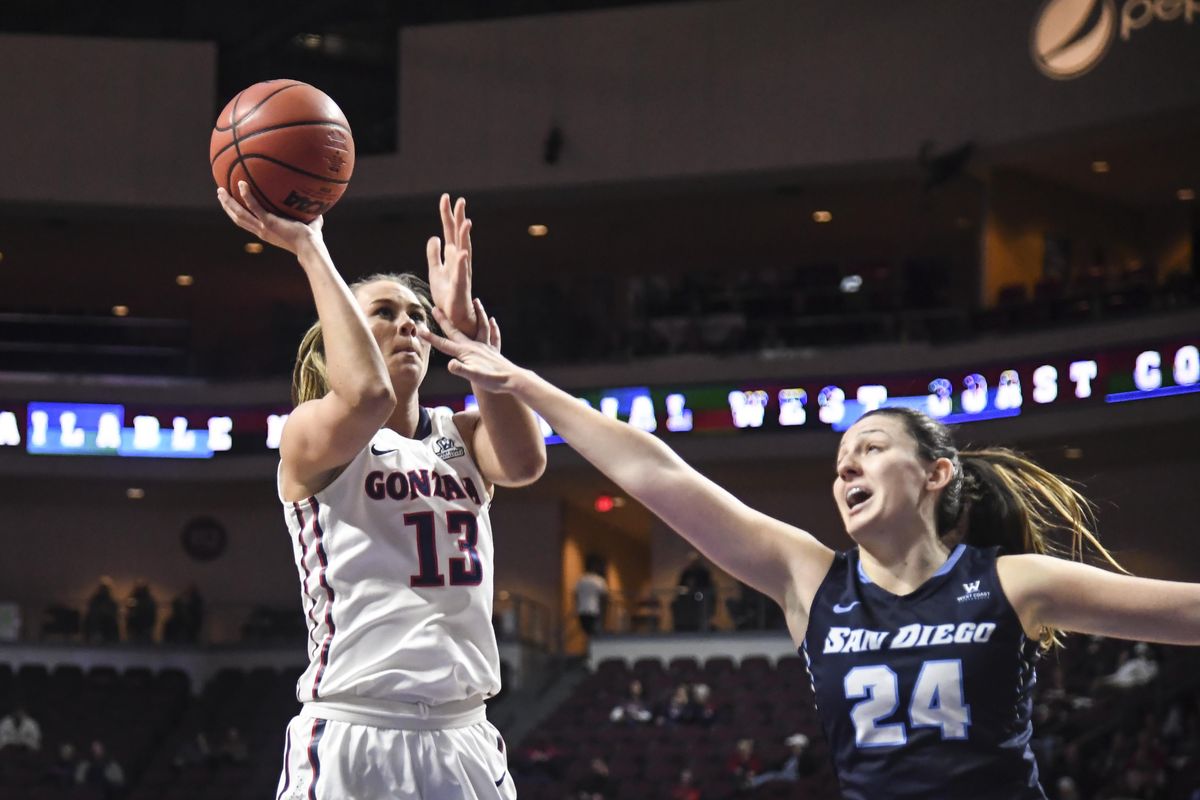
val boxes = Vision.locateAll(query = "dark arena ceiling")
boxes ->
[2,0,706,154]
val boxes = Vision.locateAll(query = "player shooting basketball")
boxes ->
[217,182,545,800]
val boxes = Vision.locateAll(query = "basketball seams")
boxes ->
[237,154,353,186]
[229,88,291,218]
[209,120,353,167]
[212,79,354,222]
[213,81,306,133]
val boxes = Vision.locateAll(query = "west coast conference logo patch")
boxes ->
[957,580,992,603]
[1031,0,1117,79]
[432,436,466,461]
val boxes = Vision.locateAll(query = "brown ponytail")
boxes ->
[957,448,1121,571]
[288,271,438,408]
[861,407,1126,647]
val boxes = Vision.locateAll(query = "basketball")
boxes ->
[209,80,355,223]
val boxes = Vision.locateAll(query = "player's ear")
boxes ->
[926,457,954,492]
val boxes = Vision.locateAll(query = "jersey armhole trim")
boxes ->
[991,553,1043,643]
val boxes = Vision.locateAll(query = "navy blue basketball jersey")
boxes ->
[802,544,1045,800]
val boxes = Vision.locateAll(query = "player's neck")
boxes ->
[858,528,953,596]
[384,393,423,439]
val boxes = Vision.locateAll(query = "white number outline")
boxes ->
[844,659,972,747]
[908,659,971,740]
[844,665,906,748]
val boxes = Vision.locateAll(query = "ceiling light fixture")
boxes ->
[527,224,549,237]
[812,210,833,223]
[1091,160,1110,174]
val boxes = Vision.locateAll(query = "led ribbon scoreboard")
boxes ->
[0,338,1196,459]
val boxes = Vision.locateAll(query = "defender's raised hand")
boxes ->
[426,194,479,337]
[419,300,521,394]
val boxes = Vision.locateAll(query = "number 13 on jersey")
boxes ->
[405,510,483,587]
[844,660,971,747]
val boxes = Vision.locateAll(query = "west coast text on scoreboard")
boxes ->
[0,339,1196,458]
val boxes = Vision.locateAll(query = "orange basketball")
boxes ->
[210,80,355,223]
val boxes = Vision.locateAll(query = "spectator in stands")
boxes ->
[75,740,124,799]
[182,584,204,639]
[670,767,701,800]
[0,706,41,751]
[40,603,81,639]
[726,581,786,631]
[672,553,716,632]
[609,679,653,724]
[125,580,158,642]
[575,555,609,637]
[163,596,191,644]
[726,738,762,789]
[1099,729,1135,787]
[1160,701,1186,745]
[1095,642,1159,691]
[657,684,694,726]
[513,735,564,783]
[45,741,78,787]
[688,682,717,726]
[216,726,249,766]
[163,584,205,644]
[1126,724,1167,795]
[1055,776,1080,800]
[171,731,211,771]
[573,756,613,800]
[83,577,119,643]
[750,733,817,787]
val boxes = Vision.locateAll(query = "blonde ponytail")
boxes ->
[291,321,329,406]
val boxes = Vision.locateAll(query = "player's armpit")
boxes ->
[997,554,1200,645]
[280,392,394,500]
[455,402,546,489]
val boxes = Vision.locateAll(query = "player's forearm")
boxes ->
[472,388,547,485]
[297,242,394,408]
[509,370,681,492]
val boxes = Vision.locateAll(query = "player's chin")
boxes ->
[389,360,427,385]
[842,512,876,541]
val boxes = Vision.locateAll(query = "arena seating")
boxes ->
[515,654,840,799]
[3,637,1200,799]
[126,665,303,800]
[0,663,190,800]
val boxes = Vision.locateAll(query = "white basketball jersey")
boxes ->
[279,407,501,710]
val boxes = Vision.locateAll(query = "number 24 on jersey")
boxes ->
[845,660,971,747]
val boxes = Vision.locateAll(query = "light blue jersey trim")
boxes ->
[856,543,966,585]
